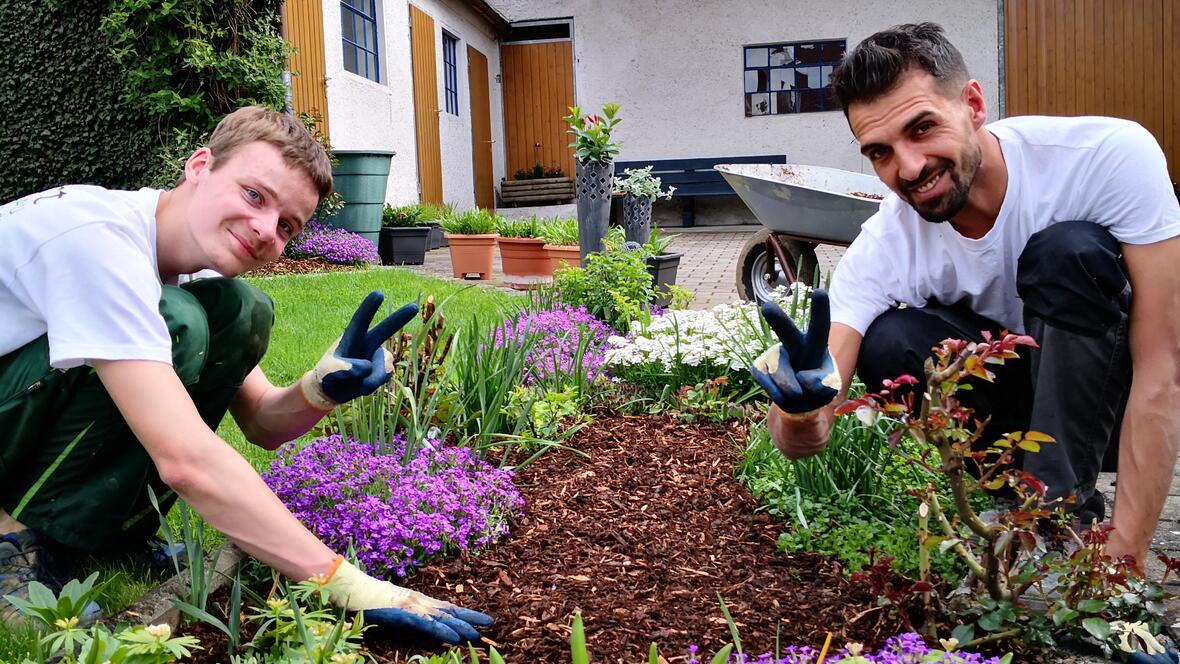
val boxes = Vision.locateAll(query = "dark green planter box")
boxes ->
[379,226,431,265]
[646,252,683,307]
[329,150,395,246]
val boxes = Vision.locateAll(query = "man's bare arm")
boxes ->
[94,359,337,580]
[1106,236,1180,565]
[767,322,863,459]
[230,366,330,450]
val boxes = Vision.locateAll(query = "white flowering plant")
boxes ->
[604,284,811,398]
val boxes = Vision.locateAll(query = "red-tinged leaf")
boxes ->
[1010,334,1038,348]
[1020,473,1047,496]
[1023,430,1055,443]
[888,429,905,448]
[981,330,994,342]
[834,401,860,416]
[894,374,920,386]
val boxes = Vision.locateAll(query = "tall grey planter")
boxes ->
[622,193,653,244]
[575,158,614,263]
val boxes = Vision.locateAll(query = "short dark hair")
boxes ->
[830,22,970,116]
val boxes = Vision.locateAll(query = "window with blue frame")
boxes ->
[341,0,380,82]
[442,31,459,115]
[743,39,846,116]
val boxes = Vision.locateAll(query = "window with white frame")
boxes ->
[442,31,459,115]
[341,0,380,82]
[743,39,845,116]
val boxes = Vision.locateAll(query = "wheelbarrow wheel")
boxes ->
[735,229,819,303]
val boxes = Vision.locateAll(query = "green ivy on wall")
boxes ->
[0,1,157,203]
[0,0,292,203]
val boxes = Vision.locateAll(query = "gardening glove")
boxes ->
[750,290,841,417]
[1126,649,1179,664]
[326,558,492,644]
[300,292,418,410]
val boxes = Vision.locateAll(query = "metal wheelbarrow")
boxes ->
[714,163,889,302]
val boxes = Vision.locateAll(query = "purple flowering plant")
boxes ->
[285,218,379,265]
[681,632,1009,664]
[263,433,522,578]
[491,304,613,388]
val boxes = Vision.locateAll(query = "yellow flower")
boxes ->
[938,637,959,652]
[53,617,79,631]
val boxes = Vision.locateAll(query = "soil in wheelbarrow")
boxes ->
[182,414,907,663]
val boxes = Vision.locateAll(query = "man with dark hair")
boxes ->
[752,22,1180,581]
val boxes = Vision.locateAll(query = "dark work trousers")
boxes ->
[0,278,273,551]
[856,222,1132,521]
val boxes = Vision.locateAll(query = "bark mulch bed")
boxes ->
[180,414,906,663]
[241,256,367,277]
[369,414,905,662]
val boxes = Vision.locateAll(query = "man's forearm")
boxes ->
[236,380,331,450]
[1108,385,1180,565]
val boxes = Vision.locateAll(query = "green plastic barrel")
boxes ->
[328,150,396,245]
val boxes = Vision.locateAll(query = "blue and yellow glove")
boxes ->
[750,290,841,416]
[300,292,419,410]
[326,558,492,643]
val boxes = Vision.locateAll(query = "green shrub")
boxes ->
[554,249,653,332]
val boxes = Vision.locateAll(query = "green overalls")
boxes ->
[0,278,272,550]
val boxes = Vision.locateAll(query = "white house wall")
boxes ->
[322,0,507,209]
[490,0,999,175]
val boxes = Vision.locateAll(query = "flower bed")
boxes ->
[491,304,613,385]
[284,218,379,265]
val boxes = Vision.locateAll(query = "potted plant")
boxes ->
[379,203,432,265]
[418,202,451,249]
[644,226,682,307]
[538,216,581,271]
[496,215,551,290]
[613,166,675,244]
[563,102,621,263]
[441,207,500,280]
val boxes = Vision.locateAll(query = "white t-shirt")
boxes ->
[0,185,176,369]
[830,115,1180,335]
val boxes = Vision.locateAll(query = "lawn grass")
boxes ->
[0,267,521,655]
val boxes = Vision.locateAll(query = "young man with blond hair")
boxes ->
[0,106,492,642]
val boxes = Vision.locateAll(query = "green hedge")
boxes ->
[0,1,156,203]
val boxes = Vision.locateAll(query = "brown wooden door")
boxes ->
[409,4,443,203]
[1005,0,1179,181]
[467,46,495,209]
[501,41,575,179]
[284,0,330,137]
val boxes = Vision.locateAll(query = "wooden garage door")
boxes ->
[501,41,575,179]
[1005,0,1179,181]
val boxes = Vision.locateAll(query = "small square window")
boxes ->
[743,38,845,116]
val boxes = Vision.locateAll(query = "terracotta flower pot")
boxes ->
[445,233,499,280]
[544,244,582,272]
[498,237,552,290]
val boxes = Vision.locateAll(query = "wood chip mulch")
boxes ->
[241,256,367,277]
[365,414,905,662]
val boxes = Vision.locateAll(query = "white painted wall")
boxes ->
[322,0,507,209]
[490,0,1000,176]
